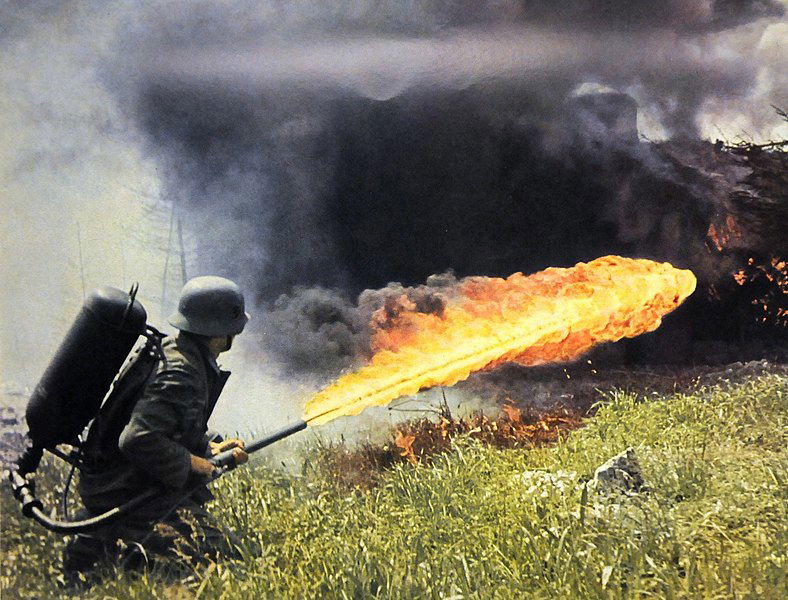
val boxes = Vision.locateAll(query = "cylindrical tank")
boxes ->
[25,287,147,447]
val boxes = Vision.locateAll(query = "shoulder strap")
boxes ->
[81,327,165,470]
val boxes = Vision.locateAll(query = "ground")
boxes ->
[1,361,786,598]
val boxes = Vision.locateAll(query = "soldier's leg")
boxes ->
[62,533,110,574]
[102,502,222,567]
[162,502,242,561]
[61,510,116,578]
[88,498,240,569]
[109,511,173,570]
[59,505,209,575]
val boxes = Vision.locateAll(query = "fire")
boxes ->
[392,406,581,465]
[304,256,696,426]
[393,430,418,465]
[707,214,744,252]
[733,256,788,326]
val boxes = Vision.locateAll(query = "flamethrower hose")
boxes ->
[61,458,78,520]
[9,420,309,534]
[8,468,162,534]
[29,489,162,534]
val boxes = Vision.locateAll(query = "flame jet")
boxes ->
[304,256,696,426]
[216,256,695,468]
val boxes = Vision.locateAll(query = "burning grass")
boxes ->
[316,402,585,490]
[392,406,583,464]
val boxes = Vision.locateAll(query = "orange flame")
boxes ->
[303,256,696,426]
[391,409,581,466]
[732,256,787,326]
[707,214,743,251]
[501,404,522,424]
[393,430,418,464]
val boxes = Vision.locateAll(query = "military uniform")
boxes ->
[64,332,234,573]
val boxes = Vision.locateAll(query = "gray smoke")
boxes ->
[264,272,459,377]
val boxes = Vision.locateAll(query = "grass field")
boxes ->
[2,371,786,599]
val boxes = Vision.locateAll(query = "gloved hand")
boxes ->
[209,438,249,466]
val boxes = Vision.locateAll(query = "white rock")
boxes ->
[588,447,646,498]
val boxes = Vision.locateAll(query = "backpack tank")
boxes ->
[25,287,147,448]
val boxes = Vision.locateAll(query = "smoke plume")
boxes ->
[97,0,787,376]
[3,1,786,393]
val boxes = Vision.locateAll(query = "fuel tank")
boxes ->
[25,287,147,447]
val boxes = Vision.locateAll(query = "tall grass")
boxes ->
[1,373,785,598]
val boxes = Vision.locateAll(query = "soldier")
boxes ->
[63,276,251,579]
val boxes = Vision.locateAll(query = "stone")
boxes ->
[588,447,646,498]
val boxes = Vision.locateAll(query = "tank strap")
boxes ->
[78,325,167,472]
[144,325,166,359]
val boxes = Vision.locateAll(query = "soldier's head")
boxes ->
[169,276,249,354]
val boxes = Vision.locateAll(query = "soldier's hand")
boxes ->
[191,455,218,480]
[231,446,249,466]
[209,438,246,455]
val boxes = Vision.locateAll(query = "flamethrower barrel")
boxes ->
[246,420,308,453]
[210,420,308,469]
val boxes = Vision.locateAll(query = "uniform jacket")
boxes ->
[78,332,229,514]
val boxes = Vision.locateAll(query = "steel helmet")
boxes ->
[169,276,250,336]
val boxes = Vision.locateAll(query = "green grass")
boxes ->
[2,373,786,599]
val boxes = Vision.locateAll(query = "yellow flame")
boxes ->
[304,256,696,425]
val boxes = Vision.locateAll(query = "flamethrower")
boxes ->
[6,284,311,535]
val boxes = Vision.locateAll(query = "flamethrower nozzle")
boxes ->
[209,420,308,470]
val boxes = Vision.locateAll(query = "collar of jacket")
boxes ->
[176,331,221,376]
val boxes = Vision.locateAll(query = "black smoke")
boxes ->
[104,0,786,375]
[264,273,459,374]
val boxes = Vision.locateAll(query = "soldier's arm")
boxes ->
[118,365,203,489]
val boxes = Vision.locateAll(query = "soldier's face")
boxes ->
[208,335,235,356]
